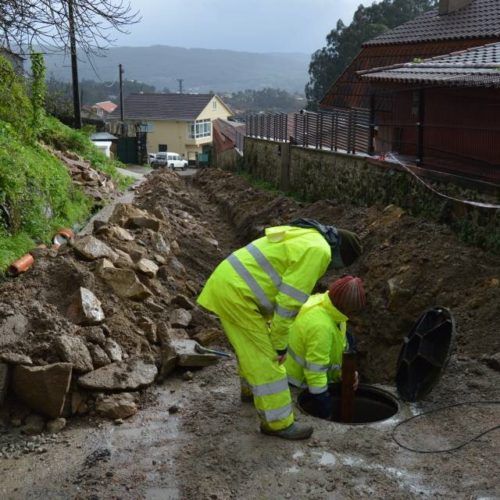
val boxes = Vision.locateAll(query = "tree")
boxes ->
[305,0,437,109]
[0,1,139,55]
[0,1,139,127]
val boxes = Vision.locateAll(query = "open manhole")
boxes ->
[298,384,399,424]
[297,307,455,425]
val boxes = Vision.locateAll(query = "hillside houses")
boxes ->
[110,93,232,164]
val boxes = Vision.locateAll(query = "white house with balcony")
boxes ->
[110,93,232,163]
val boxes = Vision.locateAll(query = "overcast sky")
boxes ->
[114,0,373,55]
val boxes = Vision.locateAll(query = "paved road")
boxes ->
[118,165,199,179]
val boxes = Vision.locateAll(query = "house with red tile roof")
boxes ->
[320,0,500,183]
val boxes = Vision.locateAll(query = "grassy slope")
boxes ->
[0,56,130,271]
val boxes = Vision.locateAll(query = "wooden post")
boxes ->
[416,89,425,165]
[340,351,357,423]
[369,93,376,155]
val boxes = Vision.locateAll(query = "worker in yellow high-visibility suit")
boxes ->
[285,276,366,420]
[197,218,362,440]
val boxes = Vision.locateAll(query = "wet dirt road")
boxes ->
[1,172,499,499]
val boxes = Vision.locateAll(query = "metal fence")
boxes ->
[246,108,371,154]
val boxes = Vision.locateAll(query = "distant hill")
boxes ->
[44,45,310,93]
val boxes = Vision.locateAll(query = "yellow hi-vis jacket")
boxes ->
[285,292,348,394]
[197,225,331,351]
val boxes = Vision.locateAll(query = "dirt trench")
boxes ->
[0,169,499,499]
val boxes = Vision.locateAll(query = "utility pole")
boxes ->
[177,78,184,94]
[68,0,82,129]
[119,64,125,121]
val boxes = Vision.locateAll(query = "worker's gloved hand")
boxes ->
[308,390,333,419]
[276,348,287,365]
[346,329,358,353]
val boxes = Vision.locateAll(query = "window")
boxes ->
[158,144,168,152]
[212,99,217,110]
[188,119,211,139]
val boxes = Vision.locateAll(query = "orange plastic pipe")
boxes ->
[8,253,35,276]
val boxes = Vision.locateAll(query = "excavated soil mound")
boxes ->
[195,168,500,384]
[0,170,224,424]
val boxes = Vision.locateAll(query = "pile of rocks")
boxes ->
[52,149,117,203]
[0,170,225,435]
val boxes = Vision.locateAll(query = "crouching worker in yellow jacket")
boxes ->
[285,276,366,420]
[197,219,362,440]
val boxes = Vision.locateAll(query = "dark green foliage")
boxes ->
[306,0,437,109]
[45,77,156,117]
[0,57,33,140]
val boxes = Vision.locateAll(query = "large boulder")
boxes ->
[109,204,161,231]
[88,344,111,368]
[170,308,192,328]
[66,287,105,325]
[0,352,32,365]
[96,224,135,241]
[0,313,29,350]
[96,393,138,419]
[101,267,152,300]
[72,235,119,262]
[12,363,72,418]
[104,338,123,362]
[77,358,157,391]
[55,335,94,373]
[136,258,159,278]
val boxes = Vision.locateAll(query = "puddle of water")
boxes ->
[145,486,180,499]
[317,451,336,466]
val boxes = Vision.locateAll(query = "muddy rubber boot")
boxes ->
[240,392,253,403]
[260,422,313,440]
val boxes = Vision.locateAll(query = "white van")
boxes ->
[151,152,188,170]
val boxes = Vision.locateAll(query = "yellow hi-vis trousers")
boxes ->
[220,317,294,431]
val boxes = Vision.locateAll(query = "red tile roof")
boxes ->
[359,42,500,87]
[365,0,500,46]
[94,101,117,113]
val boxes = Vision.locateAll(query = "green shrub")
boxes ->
[0,56,33,141]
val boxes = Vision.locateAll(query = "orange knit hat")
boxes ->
[328,276,366,313]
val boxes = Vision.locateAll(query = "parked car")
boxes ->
[151,152,188,170]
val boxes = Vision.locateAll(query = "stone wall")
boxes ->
[240,138,500,254]
[213,147,242,172]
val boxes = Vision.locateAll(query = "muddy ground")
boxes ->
[0,168,499,499]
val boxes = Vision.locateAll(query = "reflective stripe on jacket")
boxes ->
[197,225,331,350]
[285,292,348,393]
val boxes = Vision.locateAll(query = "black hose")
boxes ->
[391,401,500,453]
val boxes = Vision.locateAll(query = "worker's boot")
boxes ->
[240,378,253,403]
[260,422,313,440]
